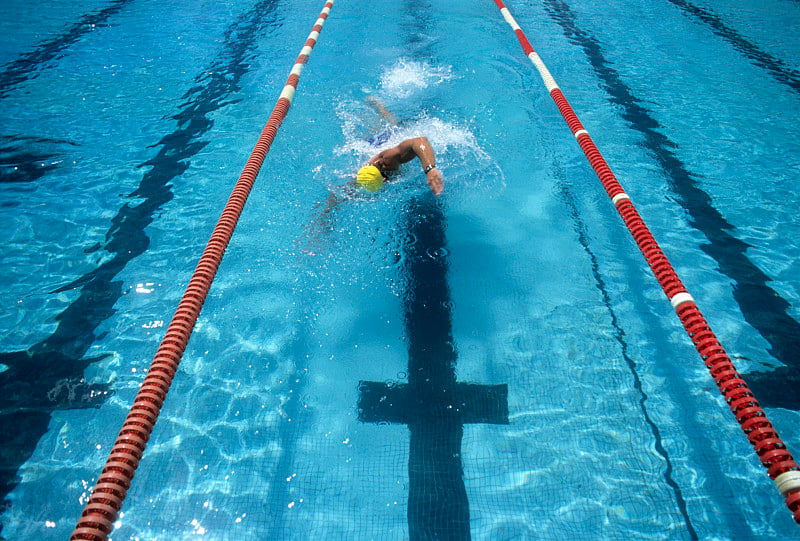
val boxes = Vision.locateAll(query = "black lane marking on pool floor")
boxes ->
[557,176,701,538]
[0,0,281,521]
[542,0,800,410]
[358,196,509,540]
[0,0,135,100]
[666,0,800,95]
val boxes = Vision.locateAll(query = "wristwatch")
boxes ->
[424,164,436,174]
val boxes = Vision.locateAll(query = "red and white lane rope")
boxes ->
[491,0,800,526]
[70,2,334,539]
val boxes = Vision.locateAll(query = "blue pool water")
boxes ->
[1,0,799,538]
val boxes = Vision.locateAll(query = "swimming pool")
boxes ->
[1,0,799,538]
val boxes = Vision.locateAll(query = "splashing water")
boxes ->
[376,58,455,99]
[330,111,504,199]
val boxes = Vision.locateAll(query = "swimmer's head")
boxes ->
[356,165,385,192]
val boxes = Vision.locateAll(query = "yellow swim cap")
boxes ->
[356,165,385,192]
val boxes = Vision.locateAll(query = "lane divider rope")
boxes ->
[70,2,335,539]
[490,0,800,526]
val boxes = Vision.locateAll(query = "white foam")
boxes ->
[378,58,454,99]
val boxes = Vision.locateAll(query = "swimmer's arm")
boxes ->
[397,137,443,196]
[318,182,359,218]
[319,191,341,219]
[316,181,361,222]
[366,96,398,126]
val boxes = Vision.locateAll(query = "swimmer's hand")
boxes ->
[426,167,443,196]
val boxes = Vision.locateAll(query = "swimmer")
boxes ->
[356,96,443,196]
[355,136,443,196]
[305,98,444,246]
